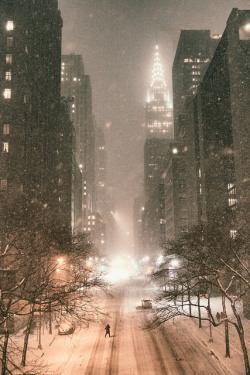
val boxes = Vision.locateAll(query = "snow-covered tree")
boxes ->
[148,211,250,374]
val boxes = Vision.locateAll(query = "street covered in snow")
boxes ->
[11,278,249,375]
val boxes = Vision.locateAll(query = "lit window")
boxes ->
[228,198,237,207]
[239,23,250,40]
[7,37,13,47]
[172,148,178,154]
[5,72,11,81]
[0,179,7,191]
[6,21,14,31]
[73,77,77,81]
[230,230,237,239]
[4,89,11,99]
[6,54,12,64]
[3,142,9,152]
[3,124,9,134]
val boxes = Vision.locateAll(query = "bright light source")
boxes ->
[6,21,14,31]
[156,255,164,265]
[87,261,92,268]
[172,148,178,154]
[244,23,250,31]
[171,259,179,268]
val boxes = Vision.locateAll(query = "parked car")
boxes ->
[136,299,152,310]
[58,322,75,335]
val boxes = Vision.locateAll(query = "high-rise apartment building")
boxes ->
[61,54,96,231]
[188,9,250,225]
[0,0,72,234]
[172,30,220,139]
[95,126,107,217]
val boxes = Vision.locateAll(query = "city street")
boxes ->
[44,279,233,375]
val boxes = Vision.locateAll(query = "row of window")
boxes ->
[184,58,209,63]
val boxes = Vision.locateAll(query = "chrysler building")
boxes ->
[145,45,173,139]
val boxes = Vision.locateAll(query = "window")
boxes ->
[5,71,11,81]
[4,89,11,99]
[6,54,12,64]
[3,124,9,135]
[6,21,14,31]
[228,198,237,207]
[3,142,9,152]
[0,179,7,192]
[230,230,237,239]
[0,179,7,191]
[7,37,13,47]
[239,23,250,40]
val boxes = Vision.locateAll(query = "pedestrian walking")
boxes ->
[105,324,110,337]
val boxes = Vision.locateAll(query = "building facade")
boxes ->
[0,0,72,235]
[191,9,250,225]
[61,54,96,233]
[172,30,220,140]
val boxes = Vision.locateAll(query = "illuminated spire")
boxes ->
[150,45,166,88]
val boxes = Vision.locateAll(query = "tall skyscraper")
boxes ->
[0,0,71,234]
[61,54,96,231]
[172,30,220,139]
[145,45,173,139]
[187,9,250,225]
[144,45,174,199]
[141,45,174,255]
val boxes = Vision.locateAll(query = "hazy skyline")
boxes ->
[58,0,250,252]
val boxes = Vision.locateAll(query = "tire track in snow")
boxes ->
[84,323,106,374]
[162,324,228,375]
[106,308,120,375]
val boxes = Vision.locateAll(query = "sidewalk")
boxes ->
[178,314,250,375]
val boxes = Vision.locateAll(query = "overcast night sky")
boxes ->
[58,0,250,251]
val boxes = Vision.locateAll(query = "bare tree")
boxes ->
[0,198,109,374]
[147,213,250,374]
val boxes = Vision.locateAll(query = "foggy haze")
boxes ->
[58,0,250,251]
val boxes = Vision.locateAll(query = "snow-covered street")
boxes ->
[22,278,247,374]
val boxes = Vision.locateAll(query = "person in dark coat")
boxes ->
[105,324,110,337]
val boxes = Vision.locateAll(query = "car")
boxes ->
[136,299,153,310]
[58,322,75,335]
